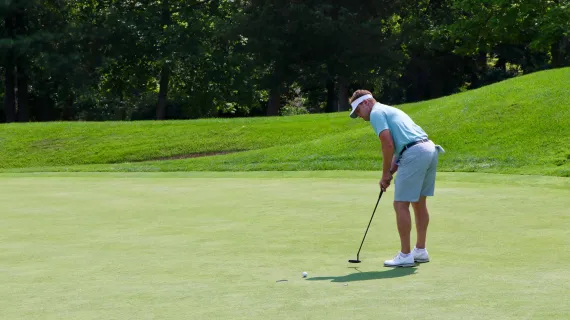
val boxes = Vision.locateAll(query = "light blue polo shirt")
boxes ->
[369,103,428,155]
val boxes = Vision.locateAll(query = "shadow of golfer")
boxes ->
[305,268,417,283]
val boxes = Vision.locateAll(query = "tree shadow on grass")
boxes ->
[305,267,417,283]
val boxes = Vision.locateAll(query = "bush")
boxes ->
[280,105,309,116]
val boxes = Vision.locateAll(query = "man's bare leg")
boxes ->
[411,196,429,249]
[393,201,412,254]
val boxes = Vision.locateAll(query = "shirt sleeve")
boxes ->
[370,110,389,138]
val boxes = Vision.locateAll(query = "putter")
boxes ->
[348,190,383,263]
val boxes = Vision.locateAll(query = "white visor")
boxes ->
[349,94,373,118]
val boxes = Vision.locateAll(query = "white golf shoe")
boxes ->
[412,247,430,263]
[384,252,416,268]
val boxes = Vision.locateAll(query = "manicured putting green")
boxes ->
[1,172,569,319]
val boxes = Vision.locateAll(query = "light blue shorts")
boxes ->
[394,141,444,202]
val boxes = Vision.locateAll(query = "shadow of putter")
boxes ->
[305,268,417,283]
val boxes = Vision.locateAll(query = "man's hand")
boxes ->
[380,172,393,192]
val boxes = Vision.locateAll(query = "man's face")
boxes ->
[354,100,373,121]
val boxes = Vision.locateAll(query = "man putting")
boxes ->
[349,90,444,268]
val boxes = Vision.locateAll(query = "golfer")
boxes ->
[349,90,444,268]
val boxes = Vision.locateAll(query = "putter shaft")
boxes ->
[351,190,383,262]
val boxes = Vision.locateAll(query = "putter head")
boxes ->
[348,259,361,263]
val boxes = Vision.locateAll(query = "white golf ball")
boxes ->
[302,272,308,278]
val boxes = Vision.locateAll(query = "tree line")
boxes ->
[1,0,568,122]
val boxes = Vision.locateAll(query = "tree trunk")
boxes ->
[325,79,336,112]
[472,51,487,87]
[337,77,350,111]
[4,16,16,123]
[563,37,570,67]
[156,63,170,120]
[62,92,74,120]
[156,0,171,120]
[14,6,28,122]
[115,91,125,121]
[114,106,125,121]
[551,36,570,68]
[266,85,281,116]
[16,60,29,122]
[4,56,16,123]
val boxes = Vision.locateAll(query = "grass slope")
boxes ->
[0,114,365,168]
[1,67,569,175]
[1,172,569,319]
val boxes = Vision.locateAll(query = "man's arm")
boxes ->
[379,130,395,176]
[379,130,395,191]
[390,155,399,174]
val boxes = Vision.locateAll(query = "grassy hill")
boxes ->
[1,67,569,176]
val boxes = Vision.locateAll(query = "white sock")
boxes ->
[415,248,426,252]
[400,252,410,258]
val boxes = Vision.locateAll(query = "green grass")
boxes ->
[1,171,569,319]
[0,114,365,168]
[1,67,570,176]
